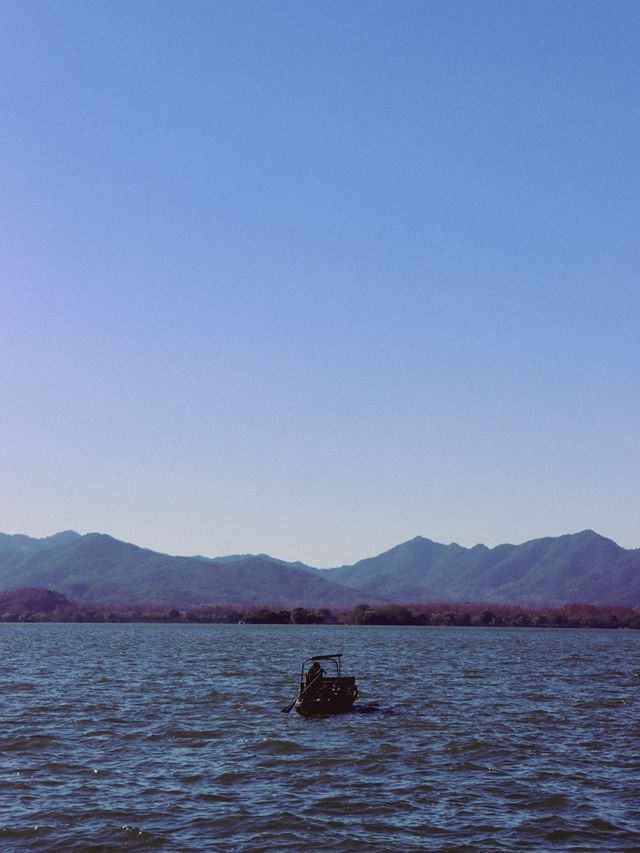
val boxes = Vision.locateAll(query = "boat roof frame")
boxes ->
[305,653,342,662]
[300,653,343,680]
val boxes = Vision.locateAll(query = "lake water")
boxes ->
[1,623,639,851]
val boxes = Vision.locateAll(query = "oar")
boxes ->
[281,672,322,713]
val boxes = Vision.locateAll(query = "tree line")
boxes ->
[1,588,639,629]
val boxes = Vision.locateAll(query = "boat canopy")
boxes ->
[301,653,344,680]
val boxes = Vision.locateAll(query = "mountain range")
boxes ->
[0,529,639,609]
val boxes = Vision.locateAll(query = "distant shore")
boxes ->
[1,588,639,629]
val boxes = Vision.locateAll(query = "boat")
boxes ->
[292,653,358,715]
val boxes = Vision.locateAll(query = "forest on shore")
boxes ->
[1,588,639,629]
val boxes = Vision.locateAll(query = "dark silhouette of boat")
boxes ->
[288,653,358,715]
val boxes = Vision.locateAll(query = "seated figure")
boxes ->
[305,661,325,696]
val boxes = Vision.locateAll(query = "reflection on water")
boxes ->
[1,623,639,851]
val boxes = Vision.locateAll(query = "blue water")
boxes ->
[1,623,639,851]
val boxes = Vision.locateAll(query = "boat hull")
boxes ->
[295,695,356,715]
[295,688,357,716]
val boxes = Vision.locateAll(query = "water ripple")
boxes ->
[1,623,639,851]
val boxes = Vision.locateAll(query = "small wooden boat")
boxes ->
[293,653,358,715]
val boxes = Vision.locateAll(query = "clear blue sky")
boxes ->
[2,1,639,565]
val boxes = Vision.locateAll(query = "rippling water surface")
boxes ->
[1,624,639,851]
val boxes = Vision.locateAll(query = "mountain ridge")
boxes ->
[320,529,636,606]
[0,531,361,608]
[0,529,638,608]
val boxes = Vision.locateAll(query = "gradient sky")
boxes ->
[2,1,639,566]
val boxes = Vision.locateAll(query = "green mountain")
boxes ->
[0,532,367,608]
[321,530,640,607]
[0,529,638,608]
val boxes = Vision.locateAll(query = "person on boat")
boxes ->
[305,661,325,695]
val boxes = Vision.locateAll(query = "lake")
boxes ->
[1,623,639,851]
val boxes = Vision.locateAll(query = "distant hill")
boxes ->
[0,529,639,608]
[321,530,640,607]
[0,532,369,608]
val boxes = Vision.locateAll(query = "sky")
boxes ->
[2,1,639,566]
